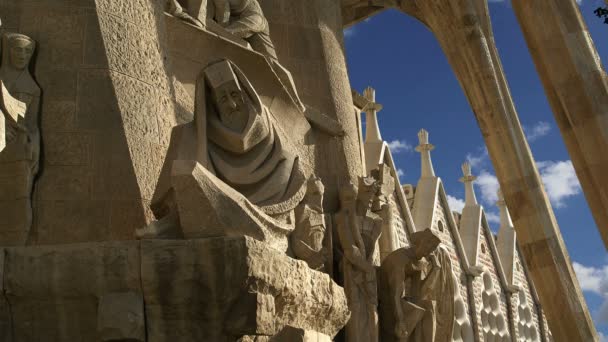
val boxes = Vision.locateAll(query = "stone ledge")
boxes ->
[0,237,349,341]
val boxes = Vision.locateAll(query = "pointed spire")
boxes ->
[415,129,435,178]
[496,189,514,229]
[496,188,517,287]
[363,87,383,143]
[459,162,478,206]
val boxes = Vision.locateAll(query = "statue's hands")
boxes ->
[395,321,409,338]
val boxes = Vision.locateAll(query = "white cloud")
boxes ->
[573,261,608,325]
[476,170,500,205]
[485,211,500,225]
[387,140,413,154]
[524,121,551,142]
[537,160,581,208]
[466,147,489,169]
[573,262,608,294]
[396,168,405,179]
[344,27,356,38]
[600,331,607,342]
[447,195,465,213]
[467,160,580,209]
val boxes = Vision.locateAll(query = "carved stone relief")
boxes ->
[451,272,474,342]
[291,176,328,271]
[335,178,383,342]
[142,59,306,252]
[517,290,540,342]
[0,32,40,245]
[480,272,510,341]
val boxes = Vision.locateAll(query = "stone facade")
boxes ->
[0,0,596,341]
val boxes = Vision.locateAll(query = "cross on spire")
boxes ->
[416,129,435,177]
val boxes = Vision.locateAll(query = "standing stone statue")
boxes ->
[335,177,383,342]
[291,176,328,271]
[0,32,40,245]
[378,229,455,342]
[371,164,399,261]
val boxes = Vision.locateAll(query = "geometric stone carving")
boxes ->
[451,273,474,342]
[480,272,510,342]
[97,292,145,342]
[517,291,540,342]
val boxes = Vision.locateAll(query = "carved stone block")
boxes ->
[97,292,145,342]
[141,237,349,342]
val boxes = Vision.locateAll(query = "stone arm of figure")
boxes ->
[223,5,267,38]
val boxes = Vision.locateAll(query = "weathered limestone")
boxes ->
[0,237,349,341]
[141,237,349,341]
[510,0,608,250]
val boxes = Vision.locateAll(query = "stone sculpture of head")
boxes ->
[410,229,441,260]
[5,33,35,70]
[204,60,261,132]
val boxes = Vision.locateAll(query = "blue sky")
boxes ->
[344,0,608,338]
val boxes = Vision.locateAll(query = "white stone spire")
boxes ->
[459,162,478,206]
[415,129,435,178]
[497,189,514,230]
[496,188,517,287]
[363,87,383,143]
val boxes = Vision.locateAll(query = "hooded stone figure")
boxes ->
[146,59,306,238]
[0,32,40,245]
[378,230,456,342]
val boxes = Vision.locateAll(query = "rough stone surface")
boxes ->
[0,238,348,341]
[140,237,349,341]
[97,291,146,342]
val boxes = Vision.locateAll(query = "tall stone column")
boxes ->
[399,1,598,340]
[259,0,363,211]
[0,0,179,245]
[510,0,608,249]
